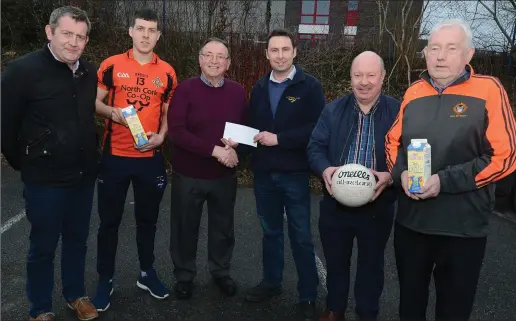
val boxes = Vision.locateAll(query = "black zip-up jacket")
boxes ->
[247,66,326,173]
[1,45,99,186]
[386,65,516,237]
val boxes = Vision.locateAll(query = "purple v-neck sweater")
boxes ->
[167,77,248,179]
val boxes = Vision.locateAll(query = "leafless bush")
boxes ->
[3,0,513,95]
[296,36,356,102]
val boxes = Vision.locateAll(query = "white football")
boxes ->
[331,164,377,207]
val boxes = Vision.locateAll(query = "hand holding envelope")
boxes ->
[222,122,259,147]
[221,137,238,148]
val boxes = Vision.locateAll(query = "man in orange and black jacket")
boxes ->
[386,19,516,321]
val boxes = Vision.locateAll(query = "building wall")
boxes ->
[285,0,347,39]
[284,0,423,48]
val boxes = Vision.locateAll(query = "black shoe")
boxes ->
[244,281,282,302]
[299,301,316,321]
[175,281,193,300]
[213,276,237,297]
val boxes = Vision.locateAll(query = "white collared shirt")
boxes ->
[269,65,296,83]
[48,43,80,73]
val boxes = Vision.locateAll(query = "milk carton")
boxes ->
[407,139,431,193]
[121,105,149,147]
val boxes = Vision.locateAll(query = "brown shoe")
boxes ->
[319,311,346,321]
[67,297,98,320]
[29,312,55,321]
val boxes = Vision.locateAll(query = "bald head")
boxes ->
[350,51,386,108]
[351,51,385,75]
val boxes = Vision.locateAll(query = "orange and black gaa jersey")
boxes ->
[385,65,516,237]
[97,49,178,158]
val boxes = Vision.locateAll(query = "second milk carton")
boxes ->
[407,139,431,193]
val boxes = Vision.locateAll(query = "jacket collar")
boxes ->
[352,94,382,116]
[42,44,89,74]
[257,64,306,88]
[342,93,386,115]
[419,64,474,88]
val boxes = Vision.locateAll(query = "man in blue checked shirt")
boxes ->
[307,51,400,321]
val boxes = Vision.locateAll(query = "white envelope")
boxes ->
[223,122,259,147]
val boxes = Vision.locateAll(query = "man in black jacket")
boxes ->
[1,6,99,321]
[237,29,325,321]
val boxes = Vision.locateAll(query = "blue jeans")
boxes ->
[24,180,95,318]
[253,171,319,302]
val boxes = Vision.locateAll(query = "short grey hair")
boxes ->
[199,37,231,58]
[429,18,473,48]
[49,6,91,35]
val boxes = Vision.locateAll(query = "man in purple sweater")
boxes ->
[167,37,247,300]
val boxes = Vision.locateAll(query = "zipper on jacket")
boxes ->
[26,129,51,155]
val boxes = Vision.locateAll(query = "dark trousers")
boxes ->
[319,200,395,318]
[394,222,487,321]
[24,179,95,318]
[253,171,319,302]
[169,172,237,281]
[96,153,167,279]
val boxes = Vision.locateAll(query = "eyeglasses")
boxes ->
[426,46,462,56]
[200,53,229,61]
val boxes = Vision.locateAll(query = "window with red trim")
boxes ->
[299,0,331,45]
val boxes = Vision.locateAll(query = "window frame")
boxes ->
[298,0,331,46]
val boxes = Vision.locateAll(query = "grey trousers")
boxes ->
[169,172,237,282]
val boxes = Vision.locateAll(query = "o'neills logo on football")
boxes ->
[337,170,371,181]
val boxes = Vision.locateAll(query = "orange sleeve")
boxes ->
[474,77,516,187]
[385,99,407,172]
[165,69,178,105]
[96,58,113,91]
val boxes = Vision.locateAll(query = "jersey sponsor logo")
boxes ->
[117,72,130,78]
[451,102,468,118]
[121,81,161,111]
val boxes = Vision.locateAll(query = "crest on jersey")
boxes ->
[451,102,468,118]
[152,76,163,88]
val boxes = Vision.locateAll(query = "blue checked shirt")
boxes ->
[430,69,468,94]
[346,97,380,170]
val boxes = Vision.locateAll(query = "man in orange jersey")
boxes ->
[92,9,177,312]
[386,19,516,321]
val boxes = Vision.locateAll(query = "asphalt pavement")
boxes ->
[2,163,516,321]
